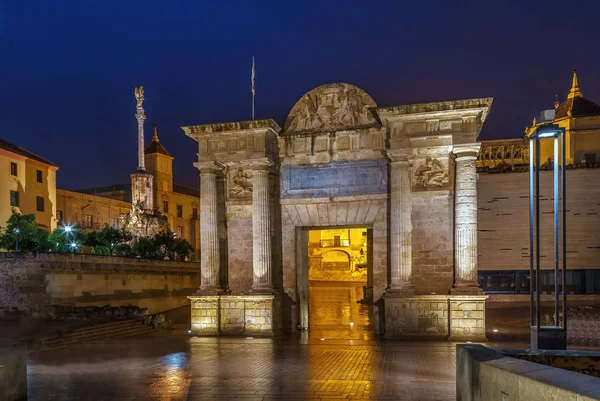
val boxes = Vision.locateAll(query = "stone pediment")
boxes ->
[283,83,378,135]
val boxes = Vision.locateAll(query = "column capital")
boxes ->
[452,143,481,160]
[194,161,223,174]
[386,149,412,163]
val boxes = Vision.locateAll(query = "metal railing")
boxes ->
[320,239,350,247]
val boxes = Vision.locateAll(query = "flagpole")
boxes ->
[251,56,255,120]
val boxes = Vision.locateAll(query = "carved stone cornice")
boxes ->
[376,98,493,126]
[182,119,281,138]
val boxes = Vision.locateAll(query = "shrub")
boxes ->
[0,210,49,252]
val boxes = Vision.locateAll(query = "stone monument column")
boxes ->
[387,151,414,293]
[451,145,482,293]
[250,160,275,292]
[197,161,222,294]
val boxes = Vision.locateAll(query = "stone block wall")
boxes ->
[0,253,200,316]
[188,295,278,336]
[225,203,253,292]
[385,295,487,340]
[0,345,27,401]
[412,192,454,294]
[449,296,487,341]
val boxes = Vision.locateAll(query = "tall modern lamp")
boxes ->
[529,123,567,350]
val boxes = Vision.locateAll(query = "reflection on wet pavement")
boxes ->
[309,281,373,340]
[27,336,457,400]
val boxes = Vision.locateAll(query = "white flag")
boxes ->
[251,56,255,96]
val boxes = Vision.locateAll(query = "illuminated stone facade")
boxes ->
[184,83,492,339]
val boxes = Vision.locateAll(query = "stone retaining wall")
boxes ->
[0,252,200,316]
[457,344,600,401]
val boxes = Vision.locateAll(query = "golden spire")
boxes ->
[152,124,159,142]
[567,69,583,99]
[554,94,559,109]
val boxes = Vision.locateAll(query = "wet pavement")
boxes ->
[28,336,457,401]
[27,282,457,400]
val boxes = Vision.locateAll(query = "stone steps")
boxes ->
[37,320,156,352]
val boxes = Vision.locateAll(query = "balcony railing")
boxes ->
[320,239,350,247]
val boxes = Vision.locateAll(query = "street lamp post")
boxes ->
[14,228,20,252]
[529,123,567,350]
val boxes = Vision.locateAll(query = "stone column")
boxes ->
[387,151,414,293]
[250,160,275,292]
[197,162,222,294]
[451,145,483,294]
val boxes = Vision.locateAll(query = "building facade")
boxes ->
[0,139,58,232]
[57,125,200,257]
[186,83,492,339]
[477,70,600,297]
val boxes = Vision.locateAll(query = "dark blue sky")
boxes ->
[2,1,599,189]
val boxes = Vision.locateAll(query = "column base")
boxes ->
[195,286,226,296]
[385,284,416,297]
[249,286,278,295]
[450,285,484,295]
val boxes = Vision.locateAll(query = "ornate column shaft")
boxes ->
[251,161,274,292]
[387,151,414,292]
[197,162,222,294]
[134,86,146,172]
[452,145,482,293]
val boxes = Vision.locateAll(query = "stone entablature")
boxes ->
[184,82,493,339]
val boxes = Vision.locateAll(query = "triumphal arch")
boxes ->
[184,83,492,340]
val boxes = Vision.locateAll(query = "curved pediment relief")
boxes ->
[283,83,378,135]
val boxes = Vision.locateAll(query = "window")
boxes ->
[192,208,198,219]
[112,218,120,228]
[163,201,169,213]
[10,162,17,176]
[36,170,43,183]
[85,214,94,228]
[10,190,19,207]
[177,205,183,218]
[57,210,63,223]
[176,226,184,237]
[36,196,44,212]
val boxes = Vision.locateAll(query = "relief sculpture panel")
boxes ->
[229,168,253,200]
[283,83,378,134]
[413,156,449,190]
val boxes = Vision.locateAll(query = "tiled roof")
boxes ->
[554,96,600,119]
[144,125,172,157]
[173,184,199,197]
[0,138,57,167]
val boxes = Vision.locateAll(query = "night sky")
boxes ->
[2,1,600,190]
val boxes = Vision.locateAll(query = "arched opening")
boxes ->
[306,227,372,340]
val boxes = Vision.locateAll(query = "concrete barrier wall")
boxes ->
[0,345,27,401]
[457,344,600,401]
[0,253,200,315]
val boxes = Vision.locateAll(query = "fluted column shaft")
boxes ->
[389,157,414,291]
[199,165,222,293]
[251,164,274,291]
[452,146,481,292]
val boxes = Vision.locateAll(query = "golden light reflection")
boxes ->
[146,352,191,400]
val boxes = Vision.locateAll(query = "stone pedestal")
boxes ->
[188,294,280,337]
[448,295,488,341]
[384,295,449,339]
[384,294,488,341]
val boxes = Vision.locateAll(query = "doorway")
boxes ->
[297,227,374,339]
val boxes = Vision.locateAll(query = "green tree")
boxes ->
[47,228,76,253]
[132,237,156,258]
[83,225,132,255]
[0,210,49,252]
[172,237,194,261]
[153,230,176,258]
